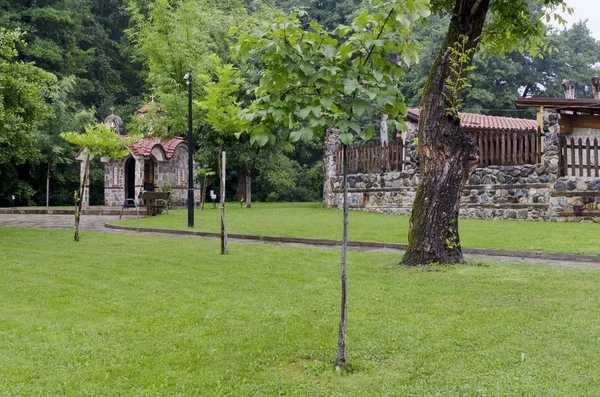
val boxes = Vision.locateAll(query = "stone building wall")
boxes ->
[323,115,600,222]
[103,157,127,206]
[101,146,201,207]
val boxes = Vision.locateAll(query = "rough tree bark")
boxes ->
[335,144,349,369]
[401,0,489,266]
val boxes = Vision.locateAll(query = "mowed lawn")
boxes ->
[113,202,600,255]
[1,228,600,395]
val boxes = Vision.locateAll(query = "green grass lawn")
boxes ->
[1,228,600,395]
[112,202,600,255]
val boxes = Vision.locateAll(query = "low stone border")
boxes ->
[105,223,600,264]
[0,209,74,215]
[0,208,140,216]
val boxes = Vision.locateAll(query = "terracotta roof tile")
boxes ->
[407,108,537,131]
[161,137,186,158]
[128,136,186,159]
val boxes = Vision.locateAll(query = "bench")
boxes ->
[141,191,170,216]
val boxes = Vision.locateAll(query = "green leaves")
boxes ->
[234,1,430,146]
[342,78,360,95]
[61,124,140,160]
[199,57,249,138]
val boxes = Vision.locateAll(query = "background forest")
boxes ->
[1,0,599,206]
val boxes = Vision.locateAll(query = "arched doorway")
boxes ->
[125,157,136,201]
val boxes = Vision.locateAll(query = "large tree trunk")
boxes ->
[401,0,489,266]
[335,144,349,369]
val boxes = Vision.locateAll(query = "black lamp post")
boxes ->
[184,70,194,228]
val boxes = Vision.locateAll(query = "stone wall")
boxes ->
[325,171,419,216]
[103,157,127,206]
[323,118,600,222]
[101,147,201,207]
[550,177,600,222]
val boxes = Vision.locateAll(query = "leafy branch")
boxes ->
[442,35,476,119]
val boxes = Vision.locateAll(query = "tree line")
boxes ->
[0,0,598,207]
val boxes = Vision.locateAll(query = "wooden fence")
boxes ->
[335,138,405,174]
[333,128,544,175]
[469,128,542,167]
[559,136,600,177]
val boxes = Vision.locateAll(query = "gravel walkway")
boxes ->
[1,213,598,268]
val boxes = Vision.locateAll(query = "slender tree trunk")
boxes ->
[401,0,489,266]
[379,112,389,145]
[236,166,245,202]
[46,159,52,208]
[335,144,349,369]
[74,154,90,242]
[245,166,251,208]
[200,176,207,210]
[220,150,228,255]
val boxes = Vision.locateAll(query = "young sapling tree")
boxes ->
[234,0,429,368]
[199,55,250,254]
[62,124,139,241]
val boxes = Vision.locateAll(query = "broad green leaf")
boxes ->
[354,12,369,31]
[413,1,431,18]
[338,119,360,134]
[337,25,351,38]
[360,125,375,141]
[320,95,336,109]
[251,132,270,147]
[343,78,360,95]
[298,107,312,119]
[396,13,410,28]
[350,99,368,117]
[339,132,353,145]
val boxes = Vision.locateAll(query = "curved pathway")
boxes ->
[0,213,598,268]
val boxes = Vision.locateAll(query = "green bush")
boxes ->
[158,180,175,209]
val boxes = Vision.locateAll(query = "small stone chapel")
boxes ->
[76,101,199,208]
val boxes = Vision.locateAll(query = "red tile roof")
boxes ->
[161,137,186,158]
[407,108,537,131]
[128,136,186,158]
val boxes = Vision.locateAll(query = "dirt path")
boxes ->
[0,213,598,268]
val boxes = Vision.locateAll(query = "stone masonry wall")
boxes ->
[323,114,600,222]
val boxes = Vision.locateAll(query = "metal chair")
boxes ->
[119,198,140,219]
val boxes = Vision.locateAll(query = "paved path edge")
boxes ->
[104,223,600,264]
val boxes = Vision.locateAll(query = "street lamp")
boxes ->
[184,70,194,228]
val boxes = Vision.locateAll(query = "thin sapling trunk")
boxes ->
[379,112,389,145]
[335,144,349,369]
[200,176,207,210]
[46,159,52,208]
[220,150,228,255]
[74,154,89,242]
[245,166,251,208]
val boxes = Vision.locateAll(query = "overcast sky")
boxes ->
[553,0,600,40]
